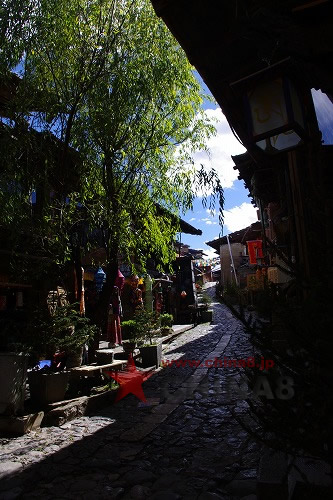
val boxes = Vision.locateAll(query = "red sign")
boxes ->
[247,240,263,265]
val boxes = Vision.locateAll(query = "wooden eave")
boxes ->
[206,221,262,251]
[155,203,202,235]
[151,0,333,155]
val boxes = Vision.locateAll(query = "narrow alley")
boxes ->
[1,284,262,500]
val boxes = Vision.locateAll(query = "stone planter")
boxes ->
[201,309,213,323]
[0,352,29,415]
[139,343,162,368]
[28,371,70,406]
[122,341,136,357]
[96,349,114,365]
[160,327,172,336]
[66,347,84,369]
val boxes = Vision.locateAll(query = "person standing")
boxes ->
[153,281,163,314]
[130,275,144,316]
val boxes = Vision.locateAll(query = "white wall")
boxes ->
[220,242,245,285]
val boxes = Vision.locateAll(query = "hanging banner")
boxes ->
[247,269,264,290]
[247,240,263,265]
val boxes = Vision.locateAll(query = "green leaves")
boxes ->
[1,0,224,277]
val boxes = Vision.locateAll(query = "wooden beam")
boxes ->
[0,282,32,288]
[292,0,329,13]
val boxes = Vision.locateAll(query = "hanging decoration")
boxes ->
[94,267,106,293]
[247,240,264,265]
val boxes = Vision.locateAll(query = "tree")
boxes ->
[0,0,224,331]
[69,0,224,326]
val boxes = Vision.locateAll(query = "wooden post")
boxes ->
[287,150,310,285]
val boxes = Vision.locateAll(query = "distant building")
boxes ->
[206,222,262,286]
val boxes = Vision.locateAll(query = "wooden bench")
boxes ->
[70,360,127,378]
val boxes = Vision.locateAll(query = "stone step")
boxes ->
[258,446,333,500]
[288,456,332,499]
[257,448,290,500]
[43,388,118,427]
[0,412,44,435]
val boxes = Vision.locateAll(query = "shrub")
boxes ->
[160,313,173,328]
[121,320,139,341]
[133,309,160,345]
[27,303,97,358]
[200,293,212,309]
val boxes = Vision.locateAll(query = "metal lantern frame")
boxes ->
[244,76,307,153]
[231,58,309,154]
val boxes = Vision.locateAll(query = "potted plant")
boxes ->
[27,303,96,405]
[200,293,213,323]
[121,319,140,356]
[136,310,163,368]
[54,305,97,368]
[159,313,173,335]
[32,303,96,368]
[28,367,70,406]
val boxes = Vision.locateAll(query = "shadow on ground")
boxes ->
[0,292,261,499]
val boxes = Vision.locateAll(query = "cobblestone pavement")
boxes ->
[0,283,262,500]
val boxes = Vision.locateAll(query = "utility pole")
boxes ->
[226,234,238,286]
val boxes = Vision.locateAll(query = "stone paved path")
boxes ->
[0,283,262,500]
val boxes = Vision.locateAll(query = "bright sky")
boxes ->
[180,74,258,259]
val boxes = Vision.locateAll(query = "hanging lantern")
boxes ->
[94,267,106,293]
[244,76,307,153]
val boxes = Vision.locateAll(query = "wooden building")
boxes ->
[207,222,262,287]
[151,0,333,304]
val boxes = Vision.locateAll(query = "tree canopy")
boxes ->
[0,0,224,288]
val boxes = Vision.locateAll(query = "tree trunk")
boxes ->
[89,254,119,360]
[99,257,119,334]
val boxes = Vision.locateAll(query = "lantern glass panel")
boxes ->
[257,130,302,152]
[248,78,288,136]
